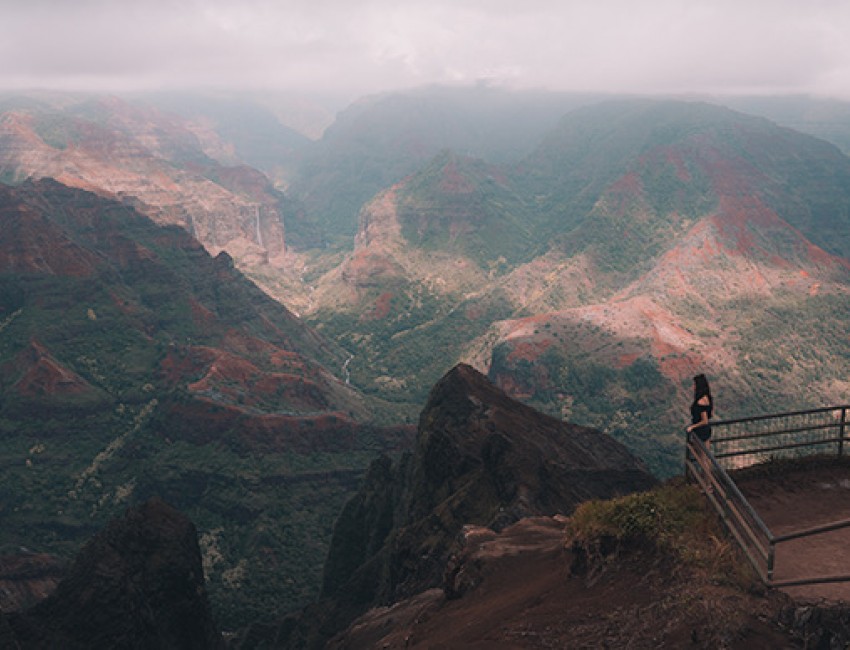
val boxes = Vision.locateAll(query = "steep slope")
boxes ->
[719,94,850,155]
[0,178,356,416]
[484,100,850,474]
[0,179,413,628]
[0,96,294,264]
[3,498,223,649]
[303,99,850,476]
[288,86,601,239]
[254,364,655,648]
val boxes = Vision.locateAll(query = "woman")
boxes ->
[687,373,713,446]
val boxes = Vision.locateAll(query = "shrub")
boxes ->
[567,481,756,587]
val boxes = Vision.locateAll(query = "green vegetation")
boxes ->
[301,100,850,483]
[568,481,756,586]
[288,86,585,243]
[30,113,78,150]
[0,411,381,629]
[0,182,401,629]
[488,340,682,476]
[396,151,540,267]
[731,292,850,415]
[569,482,705,549]
[310,286,515,410]
[6,94,850,634]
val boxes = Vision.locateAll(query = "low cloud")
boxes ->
[2,0,849,99]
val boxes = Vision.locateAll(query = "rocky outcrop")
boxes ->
[323,364,656,608]
[4,498,223,649]
[779,603,850,648]
[260,364,656,648]
[0,553,65,613]
[329,507,796,649]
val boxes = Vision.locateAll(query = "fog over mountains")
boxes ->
[3,86,850,468]
[1,84,849,639]
[5,1,850,101]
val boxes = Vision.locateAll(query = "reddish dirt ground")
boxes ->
[331,517,791,649]
[736,462,850,603]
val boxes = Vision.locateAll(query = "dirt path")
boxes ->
[736,462,850,602]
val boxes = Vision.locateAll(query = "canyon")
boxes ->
[1,86,849,636]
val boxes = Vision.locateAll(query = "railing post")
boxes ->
[767,542,775,583]
[840,408,847,458]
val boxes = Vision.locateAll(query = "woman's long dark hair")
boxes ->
[692,374,713,413]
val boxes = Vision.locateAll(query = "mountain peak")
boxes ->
[5,498,223,648]
[412,364,656,520]
[303,364,657,647]
[421,362,504,419]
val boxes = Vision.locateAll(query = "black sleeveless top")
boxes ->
[690,401,712,441]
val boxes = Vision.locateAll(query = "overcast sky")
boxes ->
[2,0,850,100]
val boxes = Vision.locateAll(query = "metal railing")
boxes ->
[711,406,849,471]
[685,405,850,587]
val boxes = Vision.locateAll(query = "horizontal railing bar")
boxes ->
[715,422,841,444]
[714,437,844,460]
[685,407,850,590]
[713,405,850,428]
[773,517,850,543]
[770,574,850,588]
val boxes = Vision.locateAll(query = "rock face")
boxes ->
[0,553,65,613]
[0,99,288,265]
[4,498,223,649]
[324,364,656,605]
[266,364,656,648]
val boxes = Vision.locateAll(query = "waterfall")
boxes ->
[255,206,264,248]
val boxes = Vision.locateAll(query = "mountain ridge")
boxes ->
[295,98,850,475]
[0,98,292,266]
[257,363,656,648]
[0,178,413,627]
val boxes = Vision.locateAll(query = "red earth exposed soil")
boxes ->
[10,341,99,399]
[0,205,100,278]
[331,516,793,649]
[332,458,850,649]
[0,104,287,263]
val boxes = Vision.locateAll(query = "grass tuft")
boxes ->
[568,480,758,589]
